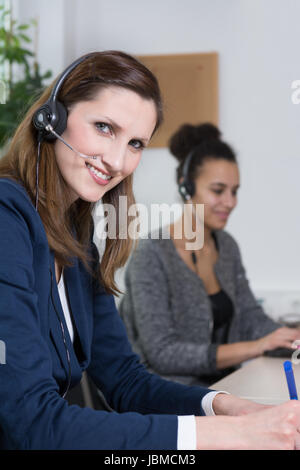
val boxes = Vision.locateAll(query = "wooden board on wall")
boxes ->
[137,52,218,148]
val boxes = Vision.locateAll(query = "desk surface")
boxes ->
[212,357,300,405]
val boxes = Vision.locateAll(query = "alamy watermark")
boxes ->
[93,198,205,250]
[291,340,300,365]
[0,340,6,364]
[0,79,7,104]
[291,80,300,104]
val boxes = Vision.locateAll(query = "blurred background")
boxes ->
[2,0,300,319]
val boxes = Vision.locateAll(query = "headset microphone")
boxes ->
[45,124,99,160]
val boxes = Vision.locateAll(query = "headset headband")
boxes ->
[50,53,94,102]
[32,53,95,140]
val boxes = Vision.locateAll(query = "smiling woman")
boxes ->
[1,51,300,451]
[0,51,161,295]
[120,122,300,387]
[54,86,156,204]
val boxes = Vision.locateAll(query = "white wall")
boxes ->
[16,0,300,316]
[13,0,65,77]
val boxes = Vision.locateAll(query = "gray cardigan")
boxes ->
[119,230,279,386]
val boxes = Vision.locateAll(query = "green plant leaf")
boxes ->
[17,24,30,31]
[0,7,53,147]
[19,33,31,43]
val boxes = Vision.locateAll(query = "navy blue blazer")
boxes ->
[0,178,211,450]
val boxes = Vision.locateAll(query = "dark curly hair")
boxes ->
[169,122,237,185]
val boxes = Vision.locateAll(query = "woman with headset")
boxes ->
[0,51,300,450]
[120,123,300,386]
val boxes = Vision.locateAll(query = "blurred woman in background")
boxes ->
[120,123,300,387]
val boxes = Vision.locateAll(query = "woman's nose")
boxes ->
[101,142,127,174]
[223,191,236,209]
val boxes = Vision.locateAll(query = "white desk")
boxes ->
[212,357,300,405]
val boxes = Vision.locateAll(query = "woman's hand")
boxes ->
[212,392,271,416]
[196,400,300,449]
[255,327,300,355]
[216,327,300,370]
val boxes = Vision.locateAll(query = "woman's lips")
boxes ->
[86,163,111,186]
[215,211,230,220]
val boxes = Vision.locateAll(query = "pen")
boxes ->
[283,360,298,400]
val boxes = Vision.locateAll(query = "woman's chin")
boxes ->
[75,188,106,203]
[209,220,228,231]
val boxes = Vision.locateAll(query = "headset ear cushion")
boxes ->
[185,181,195,198]
[52,100,68,137]
[178,181,195,200]
[178,183,187,200]
[32,103,53,132]
[32,100,68,141]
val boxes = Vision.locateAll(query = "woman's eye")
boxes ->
[129,139,144,150]
[95,122,112,134]
[212,189,223,195]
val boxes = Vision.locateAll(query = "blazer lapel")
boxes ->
[48,251,89,372]
[48,252,74,383]
[62,259,91,367]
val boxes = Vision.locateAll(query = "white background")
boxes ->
[13,0,300,317]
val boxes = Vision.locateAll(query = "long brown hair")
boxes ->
[0,51,163,295]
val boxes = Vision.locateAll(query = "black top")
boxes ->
[209,289,234,343]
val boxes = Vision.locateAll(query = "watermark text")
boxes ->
[94,198,205,250]
[0,340,6,364]
[0,79,7,104]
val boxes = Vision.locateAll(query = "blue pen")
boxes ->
[283,360,298,400]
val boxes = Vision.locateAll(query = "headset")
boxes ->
[32,53,114,409]
[32,54,95,399]
[32,53,95,141]
[32,53,99,212]
[178,148,201,268]
[178,149,196,201]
